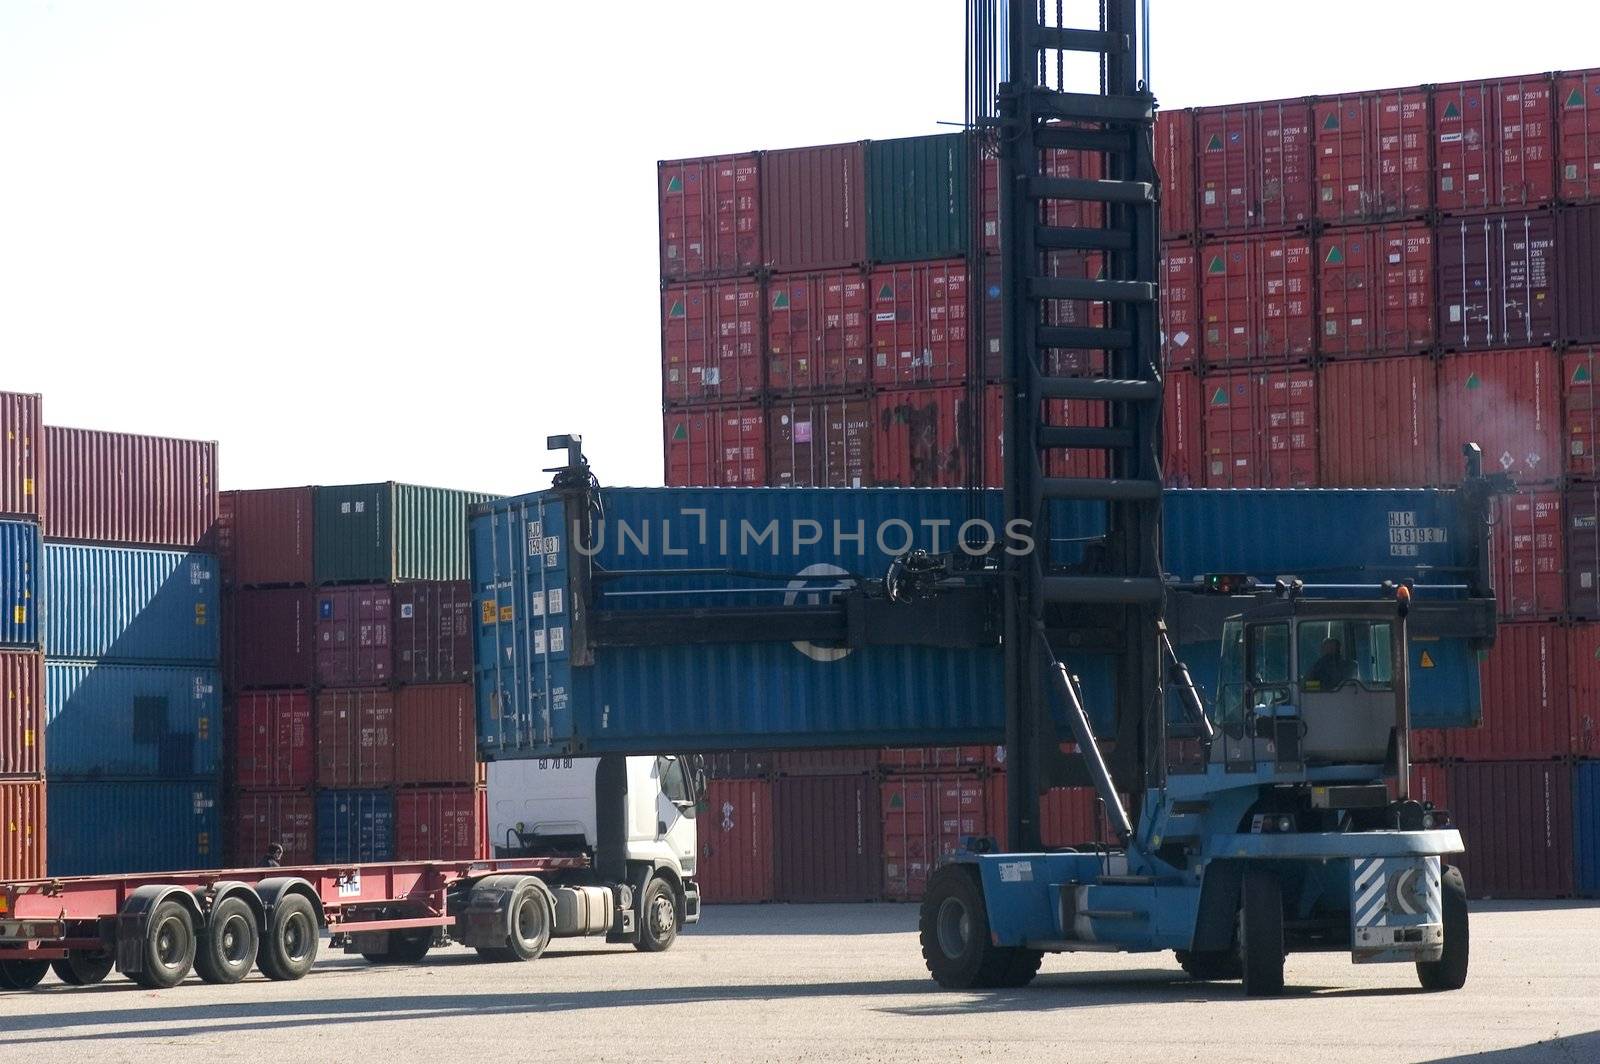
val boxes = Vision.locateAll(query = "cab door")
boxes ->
[654,755,698,874]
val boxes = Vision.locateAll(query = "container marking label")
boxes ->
[400,604,414,619]
[998,861,1033,883]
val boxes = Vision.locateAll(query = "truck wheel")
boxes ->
[919,864,1036,989]
[132,900,197,989]
[365,928,434,965]
[51,951,115,986]
[634,877,679,953]
[195,897,259,984]
[475,878,551,962]
[1176,949,1242,981]
[1239,870,1285,997]
[0,959,50,990]
[257,894,319,981]
[1416,865,1469,991]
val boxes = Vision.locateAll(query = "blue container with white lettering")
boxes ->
[45,661,221,778]
[43,543,218,662]
[0,519,40,648]
[316,789,395,863]
[48,779,219,875]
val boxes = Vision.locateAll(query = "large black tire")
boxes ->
[0,959,51,990]
[474,878,552,963]
[132,900,197,989]
[364,928,434,965]
[1239,870,1285,997]
[195,897,259,985]
[1416,865,1469,991]
[919,864,1040,989]
[634,878,679,953]
[257,894,318,981]
[1177,949,1242,981]
[51,951,115,986]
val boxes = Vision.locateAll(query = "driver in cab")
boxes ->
[1303,637,1355,691]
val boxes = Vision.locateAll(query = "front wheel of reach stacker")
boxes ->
[1239,870,1285,997]
[920,864,1041,990]
[1416,865,1469,991]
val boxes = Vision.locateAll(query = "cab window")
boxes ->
[1298,620,1394,692]
[1247,623,1290,685]
[659,757,692,807]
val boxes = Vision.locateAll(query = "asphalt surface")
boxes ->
[3,901,1596,1063]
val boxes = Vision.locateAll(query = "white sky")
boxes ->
[2,1,1596,493]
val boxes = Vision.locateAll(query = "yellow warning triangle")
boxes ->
[1419,650,1435,668]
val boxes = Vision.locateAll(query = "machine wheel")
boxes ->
[132,900,197,989]
[474,878,552,962]
[1416,865,1469,991]
[257,895,319,981]
[195,897,259,985]
[51,951,115,986]
[634,877,679,953]
[1239,870,1285,997]
[364,928,434,965]
[919,864,1038,990]
[0,959,51,990]
[1176,949,1242,981]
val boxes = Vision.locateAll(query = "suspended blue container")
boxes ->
[47,779,219,876]
[0,519,40,648]
[316,789,394,863]
[1577,762,1600,897]
[42,543,219,663]
[45,661,221,778]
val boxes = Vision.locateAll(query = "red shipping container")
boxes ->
[394,683,477,786]
[766,270,871,395]
[1200,234,1315,366]
[1437,349,1560,486]
[0,392,41,520]
[1312,87,1430,224]
[315,687,395,787]
[881,775,987,899]
[869,261,968,388]
[1160,245,1200,371]
[1410,725,1450,764]
[658,153,761,281]
[697,778,774,904]
[213,490,235,585]
[1156,109,1197,239]
[1450,760,1573,898]
[661,279,763,404]
[1316,223,1434,357]
[43,425,217,549]
[227,487,314,588]
[0,779,45,882]
[879,747,990,773]
[768,396,871,488]
[229,588,314,689]
[1558,205,1600,343]
[663,406,766,488]
[1557,69,1600,203]
[230,789,314,867]
[1456,622,1571,760]
[981,384,1107,489]
[233,690,313,789]
[395,786,486,862]
[1492,492,1566,620]
[1317,356,1439,487]
[392,581,474,685]
[873,387,974,488]
[769,749,878,777]
[1202,367,1318,487]
[1436,213,1559,352]
[1164,369,1204,488]
[314,586,393,687]
[1563,484,1600,619]
[772,773,882,902]
[1195,98,1314,233]
[1433,76,1555,214]
[761,142,867,272]
[0,650,42,777]
[1408,762,1452,809]
[984,774,1117,850]
[1566,623,1600,756]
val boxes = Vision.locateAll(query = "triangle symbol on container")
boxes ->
[1325,245,1345,265]
[1206,133,1224,151]
[671,422,688,441]
[1575,363,1592,384]
[878,283,895,300]
[666,175,683,192]
[1095,264,1107,280]
[1465,373,1481,390]
[669,299,686,318]
[1569,88,1587,109]
[1322,112,1340,131]
[772,290,791,309]
[1443,101,1461,119]
[889,792,904,809]
[1210,387,1229,406]
[1419,650,1434,668]
[1207,255,1227,275]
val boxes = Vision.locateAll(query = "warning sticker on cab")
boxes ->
[998,861,1034,883]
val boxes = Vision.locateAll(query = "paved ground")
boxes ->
[3,901,1597,1063]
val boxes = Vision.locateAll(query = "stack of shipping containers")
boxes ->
[0,393,45,882]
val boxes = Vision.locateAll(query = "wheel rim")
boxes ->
[514,896,544,944]
[282,913,311,962]
[650,893,675,936]
[936,897,970,959]
[221,914,251,965]
[155,916,186,970]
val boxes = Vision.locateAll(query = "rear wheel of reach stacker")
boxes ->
[1239,870,1285,997]
[1176,949,1242,982]
[920,864,1042,990]
[1416,865,1469,991]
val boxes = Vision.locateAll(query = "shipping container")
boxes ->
[768,395,872,488]
[661,279,764,404]
[1409,762,1452,810]
[1160,245,1200,372]
[43,543,218,664]
[225,486,314,588]
[1451,760,1573,898]
[392,580,474,685]
[1557,204,1600,342]
[769,749,879,777]
[1566,349,1600,479]
[314,585,393,687]
[43,426,216,550]
[230,789,314,867]
[228,587,314,688]
[0,649,42,777]
[1566,484,1600,619]
[881,774,987,899]
[873,386,973,488]
[1163,369,1203,488]
[766,270,871,395]
[1436,212,1559,351]
[1195,98,1314,233]
[761,142,867,272]
[213,490,235,585]
[1200,234,1316,366]
[0,519,39,648]
[0,392,41,521]
[1411,724,1451,763]
[395,683,477,786]
[1316,356,1440,487]
[879,746,990,773]
[0,779,45,881]
[394,786,485,862]
[1433,76,1555,214]
[1457,622,1571,760]
[1316,223,1434,357]
[1156,109,1197,239]
[869,260,969,388]
[984,385,1108,487]
[1576,760,1600,895]
[313,483,495,586]
[983,774,1116,851]
[1312,87,1431,224]
[1201,367,1318,487]
[1569,625,1600,756]
[48,779,218,876]
[699,750,775,780]
[1492,492,1566,620]
[866,134,968,263]
[233,690,313,790]
[315,788,394,864]
[1556,69,1600,203]
[1436,349,1560,486]
[45,661,221,779]
[697,778,774,903]
[315,687,396,788]
[663,405,767,488]
[659,153,761,281]
[772,774,880,902]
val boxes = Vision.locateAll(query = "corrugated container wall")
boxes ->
[1557,69,1600,203]
[1433,76,1555,214]
[772,774,881,902]
[395,683,477,785]
[766,270,871,396]
[1160,246,1199,371]
[45,661,220,778]
[1317,357,1439,487]
[866,134,968,263]
[761,142,867,272]
[1450,760,1572,899]
[1200,234,1315,366]
[0,779,46,881]
[313,483,494,585]
[1567,624,1600,756]
[43,544,218,663]
[394,787,485,862]
[392,581,474,685]
[663,406,767,487]
[314,585,393,687]
[316,687,396,787]
[869,260,968,388]
[658,153,761,281]
[1195,98,1314,233]
[0,519,40,648]
[1458,623,1571,760]
[1563,484,1600,619]
[661,279,764,405]
[872,387,973,488]
[1312,87,1430,224]
[227,588,314,689]
[697,778,774,904]
[230,790,315,867]
[316,788,395,863]
[43,426,216,549]
[881,775,987,900]
[1155,109,1196,239]
[768,396,872,488]
[1201,368,1318,488]
[1558,204,1600,342]
[48,780,218,876]
[1163,370,1203,487]
[225,487,314,588]
[233,690,313,789]
[1493,492,1565,620]
[1435,212,1558,352]
[1436,350,1560,486]
[1576,761,1600,896]
[0,392,41,520]
[0,650,42,777]
[1316,223,1434,357]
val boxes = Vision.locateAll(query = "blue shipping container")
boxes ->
[316,789,395,863]
[45,661,221,778]
[1577,762,1600,897]
[0,519,40,648]
[43,543,219,663]
[47,779,219,876]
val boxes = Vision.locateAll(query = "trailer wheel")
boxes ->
[634,877,679,953]
[919,864,1037,989]
[1416,865,1469,991]
[1239,870,1285,997]
[364,928,434,965]
[474,878,551,962]
[195,897,259,985]
[0,959,50,990]
[132,900,197,989]
[51,951,115,986]
[257,894,318,981]
[1176,949,1242,981]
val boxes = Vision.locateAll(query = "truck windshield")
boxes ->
[1298,619,1393,692]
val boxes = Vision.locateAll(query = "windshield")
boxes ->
[1298,619,1393,692]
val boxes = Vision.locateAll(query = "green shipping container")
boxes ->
[314,483,499,584]
[866,133,970,263]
